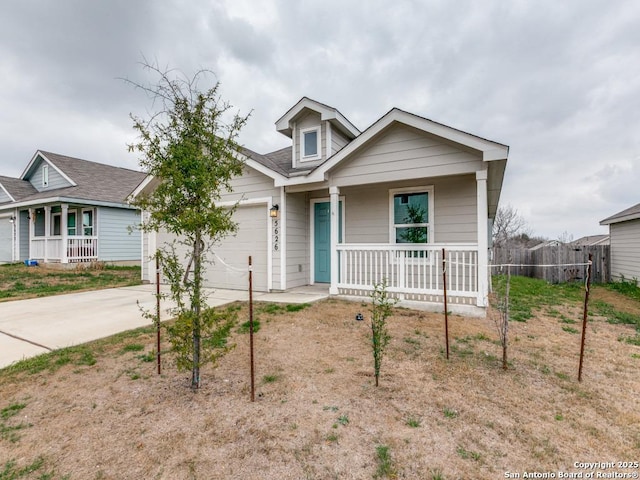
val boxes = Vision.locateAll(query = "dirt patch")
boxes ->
[590,287,640,316]
[0,297,639,479]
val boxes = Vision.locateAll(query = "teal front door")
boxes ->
[314,201,342,283]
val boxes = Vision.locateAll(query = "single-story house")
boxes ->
[600,202,640,281]
[134,98,509,315]
[0,150,147,265]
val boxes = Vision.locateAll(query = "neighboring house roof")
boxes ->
[529,240,562,251]
[573,235,610,246]
[0,150,147,210]
[600,202,640,225]
[0,175,38,202]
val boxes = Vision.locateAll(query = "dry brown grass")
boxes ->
[0,295,638,479]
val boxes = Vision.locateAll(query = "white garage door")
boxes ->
[206,205,268,291]
[156,204,269,292]
[0,217,13,263]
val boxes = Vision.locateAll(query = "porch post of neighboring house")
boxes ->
[476,169,489,307]
[61,204,68,263]
[329,186,340,295]
[44,206,51,263]
[28,208,34,260]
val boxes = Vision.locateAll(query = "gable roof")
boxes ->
[275,97,360,139]
[573,235,610,246]
[0,150,147,209]
[600,202,640,225]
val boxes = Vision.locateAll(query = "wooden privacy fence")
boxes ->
[492,245,610,284]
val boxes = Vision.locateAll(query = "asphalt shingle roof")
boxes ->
[0,151,147,208]
[600,202,640,225]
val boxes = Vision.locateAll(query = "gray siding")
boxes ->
[331,128,350,156]
[220,165,280,203]
[0,187,12,203]
[97,207,141,262]
[285,192,309,288]
[19,210,29,260]
[610,219,640,281]
[28,159,73,192]
[293,110,326,168]
[330,124,483,187]
[340,175,477,245]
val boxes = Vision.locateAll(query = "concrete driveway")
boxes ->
[0,284,329,369]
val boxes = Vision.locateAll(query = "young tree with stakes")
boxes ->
[128,62,249,390]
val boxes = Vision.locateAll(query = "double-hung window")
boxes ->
[390,186,433,256]
[82,209,94,236]
[300,126,321,161]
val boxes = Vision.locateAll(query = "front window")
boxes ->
[82,210,93,236]
[67,211,76,236]
[393,192,429,243]
[300,127,321,161]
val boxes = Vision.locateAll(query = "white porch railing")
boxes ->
[31,237,98,263]
[336,244,479,304]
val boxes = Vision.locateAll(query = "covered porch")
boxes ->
[26,204,98,263]
[336,243,480,307]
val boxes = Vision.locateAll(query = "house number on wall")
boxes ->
[273,219,279,251]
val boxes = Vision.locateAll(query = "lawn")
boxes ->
[0,263,141,302]
[0,279,638,479]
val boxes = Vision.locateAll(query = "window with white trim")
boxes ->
[300,126,321,161]
[82,209,94,236]
[67,211,77,236]
[390,186,433,244]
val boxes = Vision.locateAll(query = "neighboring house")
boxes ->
[600,202,640,281]
[134,98,509,315]
[573,235,609,247]
[0,150,147,265]
[528,240,563,251]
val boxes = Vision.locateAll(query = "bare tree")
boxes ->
[492,205,530,247]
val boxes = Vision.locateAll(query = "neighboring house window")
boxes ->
[42,165,49,187]
[389,186,434,245]
[67,211,76,236]
[82,209,94,236]
[52,213,61,236]
[34,209,45,237]
[300,126,321,161]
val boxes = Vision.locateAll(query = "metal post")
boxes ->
[249,256,255,402]
[578,254,593,382]
[442,248,449,360]
[156,254,161,375]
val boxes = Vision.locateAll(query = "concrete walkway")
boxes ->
[0,284,329,370]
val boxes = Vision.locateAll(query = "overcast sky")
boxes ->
[1,0,638,239]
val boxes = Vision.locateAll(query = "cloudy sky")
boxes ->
[1,0,638,239]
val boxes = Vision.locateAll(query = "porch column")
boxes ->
[28,208,34,260]
[329,186,340,295]
[61,204,68,263]
[476,169,489,307]
[44,206,51,262]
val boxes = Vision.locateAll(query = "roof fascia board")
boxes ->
[129,175,156,199]
[21,151,78,186]
[276,98,359,138]
[129,156,287,199]
[600,212,640,225]
[312,109,508,179]
[0,183,16,202]
[2,196,137,210]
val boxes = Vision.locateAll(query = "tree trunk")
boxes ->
[191,233,202,390]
